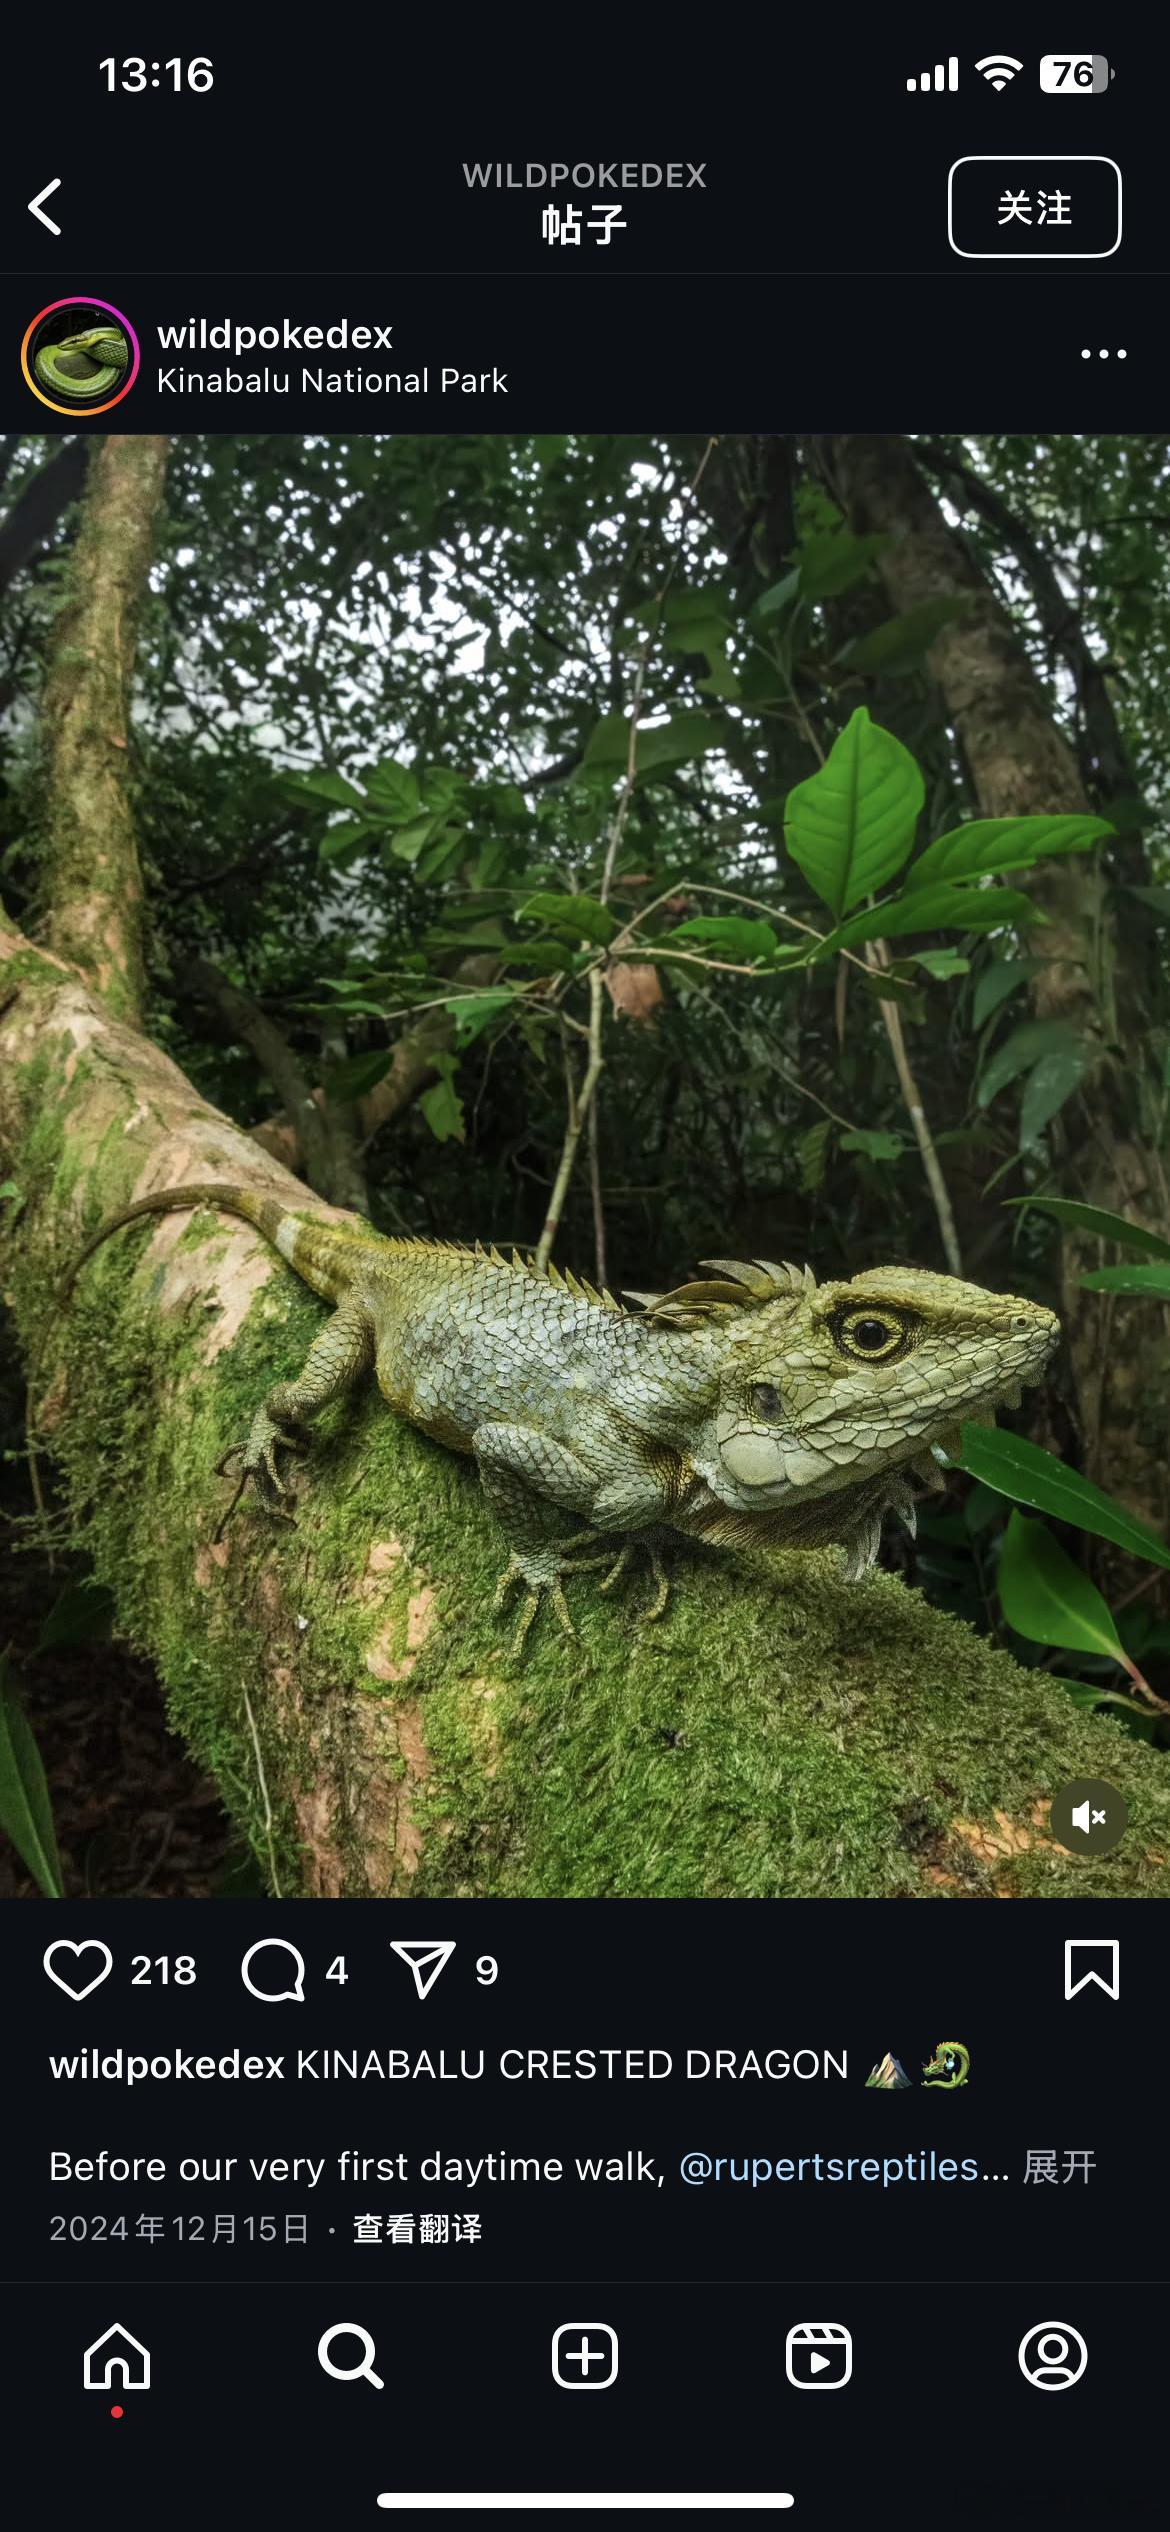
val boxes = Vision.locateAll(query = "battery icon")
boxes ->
[1040,54,1115,91]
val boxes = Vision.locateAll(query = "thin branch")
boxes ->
[865,940,963,1274]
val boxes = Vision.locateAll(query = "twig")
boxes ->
[864,940,963,1275]
[534,437,720,1270]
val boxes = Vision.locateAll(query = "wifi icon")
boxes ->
[975,53,1023,89]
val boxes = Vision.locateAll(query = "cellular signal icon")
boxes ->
[975,54,1024,89]
[907,58,958,91]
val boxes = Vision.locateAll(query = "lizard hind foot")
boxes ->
[598,1536,671,1623]
[213,1408,307,1536]
[492,1543,615,1657]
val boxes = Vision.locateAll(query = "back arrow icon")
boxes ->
[28,178,62,235]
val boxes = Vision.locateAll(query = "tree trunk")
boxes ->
[2,919,1168,1898]
[818,433,1170,1532]
[40,434,169,1025]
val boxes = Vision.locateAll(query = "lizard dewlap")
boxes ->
[70,1184,1060,1648]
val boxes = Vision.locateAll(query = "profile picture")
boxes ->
[21,297,139,416]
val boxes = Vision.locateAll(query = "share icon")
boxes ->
[389,1939,456,2000]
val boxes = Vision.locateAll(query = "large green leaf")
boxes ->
[1005,1196,1170,1262]
[784,709,923,920]
[996,1513,1125,1662]
[905,813,1112,893]
[1019,1035,1090,1147]
[323,1048,393,1103]
[838,595,971,675]
[581,711,722,778]
[1079,1262,1170,1296]
[823,883,1035,952]
[788,531,889,598]
[972,955,1045,1028]
[958,1424,1170,1571]
[977,1019,1079,1108]
[0,1655,64,1899]
[518,893,617,947]
[665,915,780,962]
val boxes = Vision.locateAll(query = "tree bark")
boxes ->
[40,435,169,1025]
[2,918,1169,1898]
[817,433,1170,1531]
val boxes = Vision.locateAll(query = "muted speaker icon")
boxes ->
[1050,1777,1128,1857]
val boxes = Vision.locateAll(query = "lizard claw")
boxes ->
[213,1410,306,1533]
[598,1537,671,1622]
[493,1546,612,1657]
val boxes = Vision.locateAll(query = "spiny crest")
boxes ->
[623,1257,816,1327]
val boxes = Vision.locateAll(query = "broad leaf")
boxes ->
[364,758,422,820]
[0,1655,64,1899]
[1019,1035,1090,1147]
[665,916,780,962]
[323,1048,393,1103]
[910,949,969,979]
[977,1019,1080,1109]
[906,813,1111,893]
[972,955,1044,1028]
[789,531,888,598]
[1079,1262,1170,1296]
[446,991,516,1045]
[838,595,971,675]
[784,708,923,919]
[1005,1196,1170,1262]
[996,1513,1126,1663]
[581,711,722,778]
[419,1059,465,1144]
[957,1424,1170,1571]
[518,893,617,947]
[824,883,1035,952]
[840,1128,903,1161]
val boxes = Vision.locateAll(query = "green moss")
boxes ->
[11,1147,1170,1896]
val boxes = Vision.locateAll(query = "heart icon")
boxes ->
[43,1940,114,2001]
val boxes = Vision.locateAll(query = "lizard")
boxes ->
[66,1182,1060,1648]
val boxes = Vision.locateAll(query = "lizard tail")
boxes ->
[63,1182,361,1305]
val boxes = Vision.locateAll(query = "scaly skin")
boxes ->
[69,1186,1060,1647]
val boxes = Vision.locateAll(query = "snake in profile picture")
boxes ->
[22,298,140,415]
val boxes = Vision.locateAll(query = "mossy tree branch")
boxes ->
[2,915,1169,1898]
[40,434,169,1026]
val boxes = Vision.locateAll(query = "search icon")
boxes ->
[241,1938,306,2003]
[318,2323,384,2390]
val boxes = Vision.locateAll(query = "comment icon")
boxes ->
[240,1938,306,2003]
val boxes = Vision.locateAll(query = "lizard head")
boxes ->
[699,1262,1059,1509]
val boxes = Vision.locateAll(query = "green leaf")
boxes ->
[753,569,802,620]
[957,1424,1170,1572]
[824,883,1036,952]
[1019,1035,1090,1147]
[997,1513,1126,1662]
[445,990,516,1045]
[840,1128,903,1162]
[581,711,722,778]
[972,956,1044,1028]
[1079,1262,1170,1296]
[323,1048,393,1103]
[1125,883,1170,918]
[318,818,380,866]
[789,530,889,598]
[287,770,365,809]
[35,1577,115,1654]
[906,813,1111,893]
[364,758,422,819]
[838,595,971,675]
[910,949,969,979]
[0,1178,25,1217]
[518,893,617,947]
[1005,1196,1170,1262]
[665,915,780,962]
[386,815,441,864]
[784,708,923,920]
[797,1119,832,1192]
[0,1654,64,1899]
[977,1019,1080,1108]
[419,1058,465,1144]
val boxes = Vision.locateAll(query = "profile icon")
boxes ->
[22,297,139,416]
[1017,2320,1088,2391]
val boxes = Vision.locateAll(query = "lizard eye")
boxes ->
[748,1382,783,1422]
[834,1309,910,1362]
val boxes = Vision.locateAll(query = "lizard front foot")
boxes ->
[597,1536,671,1622]
[214,1408,310,1536]
[493,1542,614,1656]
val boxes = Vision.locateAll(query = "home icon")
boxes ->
[83,2322,151,2392]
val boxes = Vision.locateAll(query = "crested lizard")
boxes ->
[68,1183,1060,1646]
